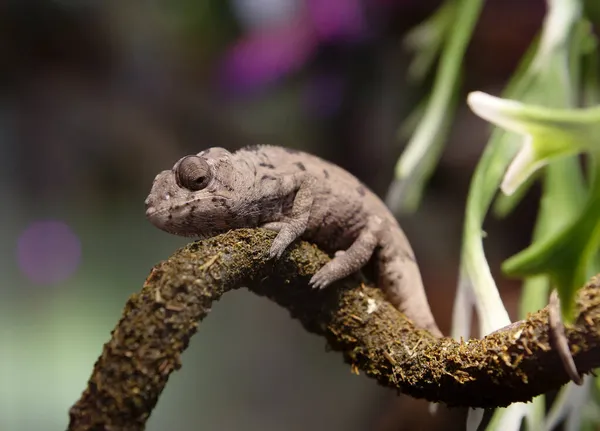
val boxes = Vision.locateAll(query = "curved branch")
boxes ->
[68,229,600,431]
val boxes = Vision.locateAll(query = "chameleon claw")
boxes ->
[268,236,291,260]
[548,290,583,385]
[309,273,329,289]
[268,246,281,260]
[267,223,304,260]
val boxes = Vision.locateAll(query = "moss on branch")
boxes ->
[68,229,600,431]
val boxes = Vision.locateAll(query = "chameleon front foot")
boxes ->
[261,221,305,259]
[548,289,583,385]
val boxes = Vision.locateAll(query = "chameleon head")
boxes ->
[145,147,240,237]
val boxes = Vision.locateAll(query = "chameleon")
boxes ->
[145,145,442,337]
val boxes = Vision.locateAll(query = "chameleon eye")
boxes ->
[175,155,212,191]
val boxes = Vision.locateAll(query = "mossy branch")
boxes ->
[68,229,600,431]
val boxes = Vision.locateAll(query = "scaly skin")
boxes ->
[145,145,442,337]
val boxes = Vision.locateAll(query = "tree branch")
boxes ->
[68,228,600,431]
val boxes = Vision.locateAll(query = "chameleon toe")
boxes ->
[309,270,334,289]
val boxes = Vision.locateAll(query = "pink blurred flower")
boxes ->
[220,17,317,93]
[220,0,369,93]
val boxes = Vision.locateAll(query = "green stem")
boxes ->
[391,0,484,210]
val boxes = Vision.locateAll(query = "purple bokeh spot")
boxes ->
[219,18,318,93]
[17,220,82,285]
[306,0,366,42]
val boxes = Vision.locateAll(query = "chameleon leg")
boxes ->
[377,235,442,337]
[548,289,583,385]
[309,215,381,289]
[263,176,315,259]
[262,220,307,259]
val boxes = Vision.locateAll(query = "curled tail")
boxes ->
[377,233,442,337]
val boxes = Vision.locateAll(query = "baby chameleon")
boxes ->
[145,145,442,337]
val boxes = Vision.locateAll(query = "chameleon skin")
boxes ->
[145,145,442,336]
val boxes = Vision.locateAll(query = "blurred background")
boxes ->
[2,0,594,430]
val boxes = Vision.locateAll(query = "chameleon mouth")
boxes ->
[145,206,157,217]
[144,203,220,239]
[145,205,168,221]
[144,204,174,227]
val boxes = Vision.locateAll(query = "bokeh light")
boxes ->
[17,220,82,285]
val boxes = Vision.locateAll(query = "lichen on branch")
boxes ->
[68,229,600,431]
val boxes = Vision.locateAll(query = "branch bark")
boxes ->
[68,228,600,431]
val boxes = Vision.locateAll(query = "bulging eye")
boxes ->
[175,155,212,191]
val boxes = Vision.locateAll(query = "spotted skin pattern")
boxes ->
[145,145,441,336]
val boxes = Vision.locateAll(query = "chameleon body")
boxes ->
[145,145,441,336]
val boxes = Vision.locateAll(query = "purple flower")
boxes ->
[219,0,370,94]
[219,18,317,93]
